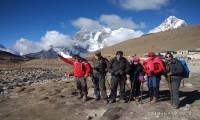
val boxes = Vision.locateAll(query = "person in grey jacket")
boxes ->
[91,51,109,104]
[163,52,184,109]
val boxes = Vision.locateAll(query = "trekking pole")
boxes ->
[129,76,135,101]
[140,82,143,104]
[167,74,173,105]
[182,79,185,87]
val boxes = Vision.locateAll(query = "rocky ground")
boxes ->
[0,59,200,120]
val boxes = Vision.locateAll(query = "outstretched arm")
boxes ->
[58,54,74,66]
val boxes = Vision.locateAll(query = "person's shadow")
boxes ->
[158,90,200,107]
[179,90,200,107]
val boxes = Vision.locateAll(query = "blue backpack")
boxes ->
[178,59,190,78]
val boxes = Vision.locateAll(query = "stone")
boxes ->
[99,107,123,120]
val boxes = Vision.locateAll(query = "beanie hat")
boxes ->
[148,52,156,57]
[165,51,173,58]
[95,51,101,55]
[133,57,140,62]
[116,51,123,55]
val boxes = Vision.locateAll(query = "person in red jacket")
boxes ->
[58,54,91,101]
[143,52,164,104]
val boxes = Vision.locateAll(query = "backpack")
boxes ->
[81,58,93,75]
[178,59,190,78]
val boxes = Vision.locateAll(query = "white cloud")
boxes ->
[118,0,170,11]
[12,31,72,55]
[136,22,146,29]
[12,38,43,55]
[72,14,145,30]
[41,31,72,48]
[72,17,103,31]
[104,28,144,46]
[100,14,136,29]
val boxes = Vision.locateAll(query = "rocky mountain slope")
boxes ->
[0,44,19,55]
[0,50,28,63]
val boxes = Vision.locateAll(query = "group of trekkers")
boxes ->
[58,50,184,109]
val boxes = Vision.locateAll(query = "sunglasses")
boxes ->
[165,56,170,58]
[148,56,154,57]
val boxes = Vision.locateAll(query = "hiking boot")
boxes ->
[103,99,109,104]
[77,93,83,99]
[172,105,179,109]
[83,95,88,101]
[109,99,116,103]
[129,97,134,101]
[135,97,140,102]
[95,96,100,101]
[150,97,157,104]
[150,97,153,102]
[122,99,127,103]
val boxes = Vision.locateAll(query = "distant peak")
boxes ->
[149,16,187,33]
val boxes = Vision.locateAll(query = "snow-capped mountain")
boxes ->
[0,44,20,55]
[24,44,89,59]
[23,27,143,59]
[149,16,187,33]
[72,27,143,52]
[72,28,111,52]
[25,27,143,59]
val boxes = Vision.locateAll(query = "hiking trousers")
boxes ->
[130,78,141,97]
[92,73,108,99]
[147,76,159,99]
[110,75,126,100]
[74,77,88,96]
[171,76,181,107]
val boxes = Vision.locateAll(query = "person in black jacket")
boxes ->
[163,52,184,109]
[108,51,130,103]
[129,57,144,101]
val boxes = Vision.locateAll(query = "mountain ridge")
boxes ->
[98,24,200,57]
[149,16,187,33]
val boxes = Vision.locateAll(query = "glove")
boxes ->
[84,74,89,79]
[114,70,121,76]
[119,70,125,75]
[163,70,168,75]
[138,76,146,83]
[94,68,100,72]
[150,70,154,75]
[68,73,73,76]
[136,67,142,72]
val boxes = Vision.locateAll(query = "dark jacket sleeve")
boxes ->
[137,64,145,76]
[104,57,110,70]
[171,59,184,76]
[125,59,131,73]
[108,59,115,74]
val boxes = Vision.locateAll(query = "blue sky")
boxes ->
[0,0,200,53]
